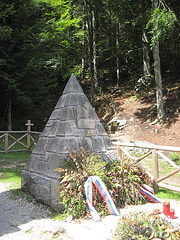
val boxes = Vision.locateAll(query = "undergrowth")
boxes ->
[55,148,152,219]
[115,211,180,240]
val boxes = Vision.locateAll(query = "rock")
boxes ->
[65,215,73,222]
[8,221,18,227]
[129,117,134,122]
[128,140,154,154]
[52,225,65,235]
[30,211,44,219]
[45,221,65,235]
[20,225,33,233]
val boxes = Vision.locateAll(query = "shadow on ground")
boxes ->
[0,184,52,238]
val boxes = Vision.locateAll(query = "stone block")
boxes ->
[39,152,49,162]
[55,95,66,109]
[45,120,54,127]
[77,119,95,129]
[32,137,48,155]
[49,110,59,120]
[63,74,84,94]
[56,120,77,136]
[41,126,51,137]
[21,170,31,191]
[77,94,90,108]
[47,138,61,153]
[58,107,74,121]
[64,93,79,107]
[41,120,59,137]
[25,154,41,171]
[84,129,96,137]
[78,137,93,152]
[50,180,64,212]
[92,136,106,152]
[73,106,98,120]
[74,129,85,137]
[103,136,115,150]
[95,122,108,136]
[31,174,51,205]
[99,150,116,163]
[57,137,79,153]
[34,161,48,175]
[49,122,59,137]
[46,153,67,179]
[107,150,117,161]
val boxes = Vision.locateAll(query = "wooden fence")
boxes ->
[1,120,180,193]
[0,120,41,154]
[112,140,180,193]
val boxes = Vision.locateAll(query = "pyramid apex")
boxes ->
[63,74,84,94]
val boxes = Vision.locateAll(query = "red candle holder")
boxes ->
[163,202,170,215]
[170,209,175,219]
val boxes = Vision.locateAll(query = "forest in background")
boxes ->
[0,0,179,131]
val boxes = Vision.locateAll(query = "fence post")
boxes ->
[116,146,122,159]
[25,120,34,152]
[152,150,159,193]
[5,133,8,154]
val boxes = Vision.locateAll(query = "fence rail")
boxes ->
[0,120,41,154]
[112,140,180,193]
[1,121,180,193]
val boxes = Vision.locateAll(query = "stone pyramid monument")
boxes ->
[21,74,116,211]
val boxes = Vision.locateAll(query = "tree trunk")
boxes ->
[152,0,165,122]
[140,0,151,77]
[84,0,94,106]
[92,9,98,89]
[142,29,151,76]
[153,41,165,121]
[116,10,121,86]
[107,4,113,82]
[81,16,85,80]
[7,97,12,131]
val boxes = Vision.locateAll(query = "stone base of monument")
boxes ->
[21,74,117,212]
[21,170,64,212]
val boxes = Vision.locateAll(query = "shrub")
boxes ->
[170,152,180,166]
[115,211,180,240]
[54,148,152,219]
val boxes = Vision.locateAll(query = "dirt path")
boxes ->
[0,181,121,240]
[0,182,180,240]
[107,96,180,147]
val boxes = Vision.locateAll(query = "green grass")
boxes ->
[0,152,180,204]
[140,157,180,186]
[0,151,30,190]
[155,187,180,200]
[0,133,38,151]
[0,151,30,161]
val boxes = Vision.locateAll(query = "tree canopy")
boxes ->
[0,0,179,130]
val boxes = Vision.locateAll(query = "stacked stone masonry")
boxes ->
[21,74,116,211]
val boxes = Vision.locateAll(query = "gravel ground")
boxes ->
[0,182,180,240]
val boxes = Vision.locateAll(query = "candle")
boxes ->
[170,209,175,219]
[163,202,170,215]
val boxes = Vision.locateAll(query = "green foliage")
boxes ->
[0,151,30,161]
[146,9,178,48]
[0,2,15,40]
[0,0,179,128]
[115,211,180,239]
[155,188,180,201]
[0,152,30,190]
[56,148,152,219]
[0,0,83,130]
[170,152,180,166]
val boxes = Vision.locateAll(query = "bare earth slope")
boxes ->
[98,88,180,147]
